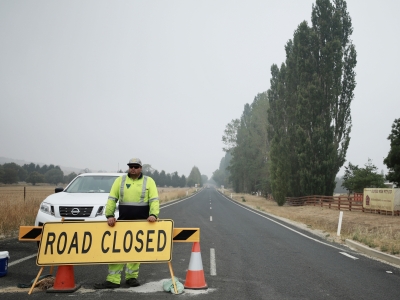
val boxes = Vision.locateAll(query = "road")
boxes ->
[1,187,400,299]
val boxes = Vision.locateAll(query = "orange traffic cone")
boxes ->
[46,265,81,293]
[184,242,207,289]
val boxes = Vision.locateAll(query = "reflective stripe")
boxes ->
[140,176,148,203]
[108,196,118,202]
[149,197,158,203]
[119,202,149,207]
[120,175,127,202]
[108,270,122,275]
[188,252,204,271]
[125,267,139,274]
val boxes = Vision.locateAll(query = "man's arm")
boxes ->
[105,177,121,226]
[147,177,159,222]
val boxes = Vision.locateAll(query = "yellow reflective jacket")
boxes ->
[105,173,159,220]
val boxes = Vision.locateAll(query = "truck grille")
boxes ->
[59,206,93,217]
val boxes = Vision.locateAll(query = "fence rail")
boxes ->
[285,195,400,216]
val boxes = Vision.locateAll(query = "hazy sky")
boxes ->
[0,1,399,178]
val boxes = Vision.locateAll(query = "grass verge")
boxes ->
[223,190,400,257]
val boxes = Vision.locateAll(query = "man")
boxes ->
[94,158,159,289]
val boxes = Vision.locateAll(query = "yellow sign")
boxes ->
[19,226,199,242]
[37,220,173,266]
[173,228,200,242]
[364,188,400,211]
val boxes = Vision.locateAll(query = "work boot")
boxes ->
[93,281,120,289]
[126,278,140,287]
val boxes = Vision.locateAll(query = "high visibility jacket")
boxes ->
[105,173,159,220]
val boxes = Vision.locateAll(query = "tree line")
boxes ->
[0,161,208,188]
[0,162,75,185]
[142,165,205,188]
[212,0,400,204]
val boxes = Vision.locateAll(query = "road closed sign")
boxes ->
[37,220,174,266]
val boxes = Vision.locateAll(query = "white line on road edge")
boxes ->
[210,216,213,222]
[8,253,37,267]
[160,193,197,209]
[339,252,359,260]
[221,194,348,252]
[210,248,216,276]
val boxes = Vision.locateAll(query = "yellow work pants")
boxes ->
[106,263,140,284]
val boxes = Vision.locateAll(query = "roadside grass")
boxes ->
[0,185,196,239]
[0,186,52,238]
[224,191,400,256]
[158,187,197,204]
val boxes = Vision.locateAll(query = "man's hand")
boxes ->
[147,215,157,222]
[107,217,116,227]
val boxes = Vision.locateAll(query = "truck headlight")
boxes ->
[40,203,54,216]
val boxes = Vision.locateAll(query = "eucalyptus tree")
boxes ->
[187,166,202,187]
[342,159,385,193]
[384,118,400,187]
[228,93,270,194]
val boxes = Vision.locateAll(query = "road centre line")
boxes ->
[221,194,350,253]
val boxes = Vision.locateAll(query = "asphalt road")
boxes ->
[1,187,400,299]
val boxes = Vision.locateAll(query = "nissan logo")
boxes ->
[71,208,80,216]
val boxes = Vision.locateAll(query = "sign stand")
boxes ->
[28,265,55,295]
[28,266,44,295]
[28,264,178,295]
[168,261,178,294]
[20,221,201,295]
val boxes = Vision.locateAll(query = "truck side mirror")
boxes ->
[55,187,64,193]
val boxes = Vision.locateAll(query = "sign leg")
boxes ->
[168,261,178,294]
[28,266,44,295]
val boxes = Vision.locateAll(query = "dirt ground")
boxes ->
[226,192,400,256]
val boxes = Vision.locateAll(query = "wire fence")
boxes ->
[285,194,400,216]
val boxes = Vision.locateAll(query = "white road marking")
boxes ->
[210,248,216,276]
[8,253,37,267]
[210,216,212,222]
[221,193,349,252]
[339,252,359,260]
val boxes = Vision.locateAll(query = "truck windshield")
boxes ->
[65,176,118,193]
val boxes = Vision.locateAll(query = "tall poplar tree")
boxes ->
[268,0,357,201]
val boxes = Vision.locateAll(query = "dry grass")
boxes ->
[158,187,197,204]
[0,186,55,238]
[0,185,197,238]
[224,190,400,256]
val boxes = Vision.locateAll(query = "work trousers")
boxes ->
[106,263,140,284]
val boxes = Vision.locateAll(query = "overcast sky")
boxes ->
[0,0,399,179]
